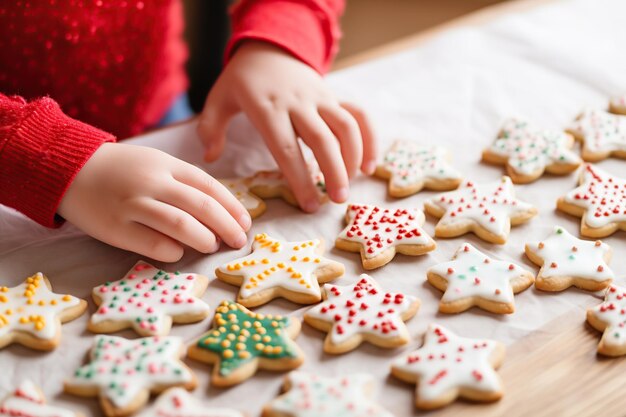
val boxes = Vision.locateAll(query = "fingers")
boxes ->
[341,102,377,174]
[197,86,239,162]
[110,222,184,263]
[318,104,363,179]
[243,105,321,212]
[133,199,221,254]
[158,181,248,249]
[290,108,350,203]
[173,164,252,232]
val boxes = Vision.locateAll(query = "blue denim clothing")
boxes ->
[157,94,194,127]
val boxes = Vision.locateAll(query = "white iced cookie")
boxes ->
[215,233,344,307]
[424,176,537,244]
[0,380,81,417]
[610,94,626,115]
[557,164,626,238]
[64,335,196,417]
[88,261,210,337]
[482,117,581,183]
[136,388,243,417]
[304,274,420,354]
[335,204,436,270]
[525,226,613,291]
[426,243,535,314]
[219,178,266,219]
[391,324,505,409]
[374,140,462,197]
[262,372,394,417]
[0,273,86,351]
[587,285,626,357]
[566,109,626,161]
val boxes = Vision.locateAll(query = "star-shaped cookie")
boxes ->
[427,243,534,314]
[587,285,626,357]
[374,140,462,197]
[482,117,581,183]
[304,274,420,354]
[391,324,505,410]
[0,380,81,417]
[424,176,537,244]
[248,168,327,207]
[566,109,626,161]
[216,233,344,307]
[219,178,266,219]
[263,372,394,417]
[557,164,626,237]
[137,388,243,417]
[88,261,210,337]
[610,95,626,115]
[65,335,196,417]
[335,204,436,270]
[0,273,86,350]
[188,300,304,387]
[525,226,613,291]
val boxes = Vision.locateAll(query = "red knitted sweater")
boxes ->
[0,0,343,227]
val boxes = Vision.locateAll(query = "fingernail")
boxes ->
[303,199,320,213]
[364,160,376,175]
[334,187,349,203]
[239,213,252,230]
[234,232,248,248]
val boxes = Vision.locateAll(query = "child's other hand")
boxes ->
[197,41,377,212]
[57,143,251,262]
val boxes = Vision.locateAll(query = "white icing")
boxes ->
[0,273,82,340]
[426,176,535,237]
[137,388,243,417]
[588,285,626,350]
[217,234,337,301]
[269,372,393,417]
[527,226,613,282]
[428,243,530,305]
[305,274,418,344]
[392,324,502,402]
[379,140,462,188]
[568,109,626,154]
[67,335,193,408]
[489,117,580,175]
[0,380,76,417]
[562,164,626,228]
[218,178,262,211]
[90,261,210,336]
[337,204,434,259]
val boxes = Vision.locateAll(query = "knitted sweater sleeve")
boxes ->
[0,93,116,227]
[225,0,345,74]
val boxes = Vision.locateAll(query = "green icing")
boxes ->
[197,301,297,376]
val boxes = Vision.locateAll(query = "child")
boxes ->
[0,1,376,262]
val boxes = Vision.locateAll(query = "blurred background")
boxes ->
[182,0,505,111]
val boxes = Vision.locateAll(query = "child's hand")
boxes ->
[57,143,251,262]
[197,41,377,212]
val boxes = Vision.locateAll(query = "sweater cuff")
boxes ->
[0,97,115,228]
[226,0,341,74]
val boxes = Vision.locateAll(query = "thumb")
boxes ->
[197,92,238,162]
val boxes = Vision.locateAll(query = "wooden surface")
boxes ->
[334,0,558,70]
[337,0,504,60]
